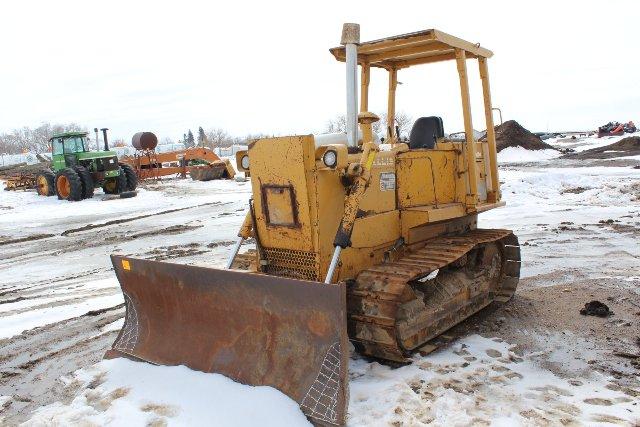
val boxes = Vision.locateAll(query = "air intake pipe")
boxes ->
[101,128,109,151]
[325,23,363,285]
[94,128,100,151]
[341,23,360,148]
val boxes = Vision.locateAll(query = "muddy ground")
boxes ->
[563,136,640,160]
[0,179,251,424]
[455,276,640,389]
[0,161,639,424]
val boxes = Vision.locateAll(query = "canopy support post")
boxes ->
[455,49,478,209]
[387,67,397,142]
[479,57,500,202]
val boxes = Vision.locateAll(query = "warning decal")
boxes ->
[380,172,396,191]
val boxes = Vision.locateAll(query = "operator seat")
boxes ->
[409,116,444,149]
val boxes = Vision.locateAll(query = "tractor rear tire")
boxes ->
[119,163,138,191]
[73,165,94,199]
[103,167,128,195]
[35,170,55,196]
[55,168,83,201]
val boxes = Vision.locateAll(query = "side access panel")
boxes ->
[107,256,349,426]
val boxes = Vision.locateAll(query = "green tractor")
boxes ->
[35,130,137,201]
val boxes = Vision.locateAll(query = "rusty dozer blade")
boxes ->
[106,256,349,426]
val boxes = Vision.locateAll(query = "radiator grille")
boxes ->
[262,248,319,281]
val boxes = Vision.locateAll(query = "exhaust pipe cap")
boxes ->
[341,23,360,45]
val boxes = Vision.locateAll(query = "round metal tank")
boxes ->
[132,132,158,150]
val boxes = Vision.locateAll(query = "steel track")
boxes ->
[347,229,520,362]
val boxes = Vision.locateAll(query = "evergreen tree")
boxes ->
[183,133,188,146]
[186,130,195,148]
[198,126,207,148]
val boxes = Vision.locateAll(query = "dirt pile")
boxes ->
[564,136,640,160]
[490,120,556,152]
[579,300,613,317]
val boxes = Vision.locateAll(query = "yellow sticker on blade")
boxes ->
[365,152,376,170]
[122,259,131,271]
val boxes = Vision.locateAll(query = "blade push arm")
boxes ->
[225,211,253,269]
[325,142,377,283]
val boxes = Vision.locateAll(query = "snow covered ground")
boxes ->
[349,335,637,426]
[23,359,309,427]
[0,141,639,426]
[20,333,639,426]
[497,131,640,165]
[483,165,640,279]
[548,132,639,154]
[498,147,560,164]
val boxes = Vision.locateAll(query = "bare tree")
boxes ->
[0,122,85,154]
[322,112,412,140]
[374,111,412,140]
[394,112,413,139]
[205,128,232,148]
[324,115,347,133]
[236,133,271,146]
[372,112,385,136]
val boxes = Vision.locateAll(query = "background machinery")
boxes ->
[108,24,520,425]
[119,132,235,181]
[35,129,137,201]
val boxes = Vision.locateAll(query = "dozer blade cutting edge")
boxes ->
[106,255,349,426]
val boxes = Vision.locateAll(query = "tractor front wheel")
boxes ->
[73,165,94,199]
[55,168,83,201]
[35,170,55,196]
[119,163,138,191]
[103,167,128,194]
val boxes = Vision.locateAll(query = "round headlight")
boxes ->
[241,155,250,170]
[322,150,337,168]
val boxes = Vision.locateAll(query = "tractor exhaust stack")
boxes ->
[94,128,100,151]
[101,128,109,151]
[341,23,360,148]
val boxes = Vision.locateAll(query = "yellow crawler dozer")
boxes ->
[107,24,520,426]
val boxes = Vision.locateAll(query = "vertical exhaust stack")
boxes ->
[101,128,109,151]
[94,128,100,151]
[325,23,360,285]
[341,23,360,148]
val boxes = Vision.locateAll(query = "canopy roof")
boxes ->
[50,131,88,140]
[329,29,492,69]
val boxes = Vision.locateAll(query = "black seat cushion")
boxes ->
[409,116,444,149]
